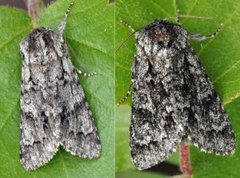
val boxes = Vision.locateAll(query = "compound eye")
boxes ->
[154,33,169,41]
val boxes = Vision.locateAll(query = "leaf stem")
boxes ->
[179,143,192,176]
[23,0,39,19]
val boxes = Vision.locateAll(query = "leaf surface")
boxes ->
[115,0,240,177]
[0,0,114,177]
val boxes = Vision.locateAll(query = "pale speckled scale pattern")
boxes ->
[130,20,236,170]
[20,27,100,171]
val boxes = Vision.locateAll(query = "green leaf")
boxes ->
[0,0,114,177]
[115,106,132,172]
[115,0,240,176]
[116,170,166,178]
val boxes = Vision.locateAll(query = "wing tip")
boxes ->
[20,143,60,171]
[130,144,178,170]
[63,142,102,159]
[193,138,236,156]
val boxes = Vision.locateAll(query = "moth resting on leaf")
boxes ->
[119,20,236,170]
[19,3,101,171]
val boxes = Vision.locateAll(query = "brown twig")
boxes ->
[179,143,192,176]
[23,0,39,19]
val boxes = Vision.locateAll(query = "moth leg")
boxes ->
[56,2,74,36]
[117,85,132,106]
[74,67,97,77]
[189,23,223,41]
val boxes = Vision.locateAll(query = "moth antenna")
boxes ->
[190,23,223,41]
[68,43,97,77]
[116,20,138,52]
[65,2,74,18]
[120,20,136,32]
[57,2,74,36]
[117,86,132,106]
[76,68,97,77]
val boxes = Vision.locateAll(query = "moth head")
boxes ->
[20,28,65,65]
[136,20,189,52]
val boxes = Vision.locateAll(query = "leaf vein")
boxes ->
[213,59,240,83]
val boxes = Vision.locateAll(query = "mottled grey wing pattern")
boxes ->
[20,28,100,171]
[59,51,101,158]
[130,48,187,170]
[130,20,235,170]
[20,55,60,170]
[20,29,62,170]
[183,47,236,154]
